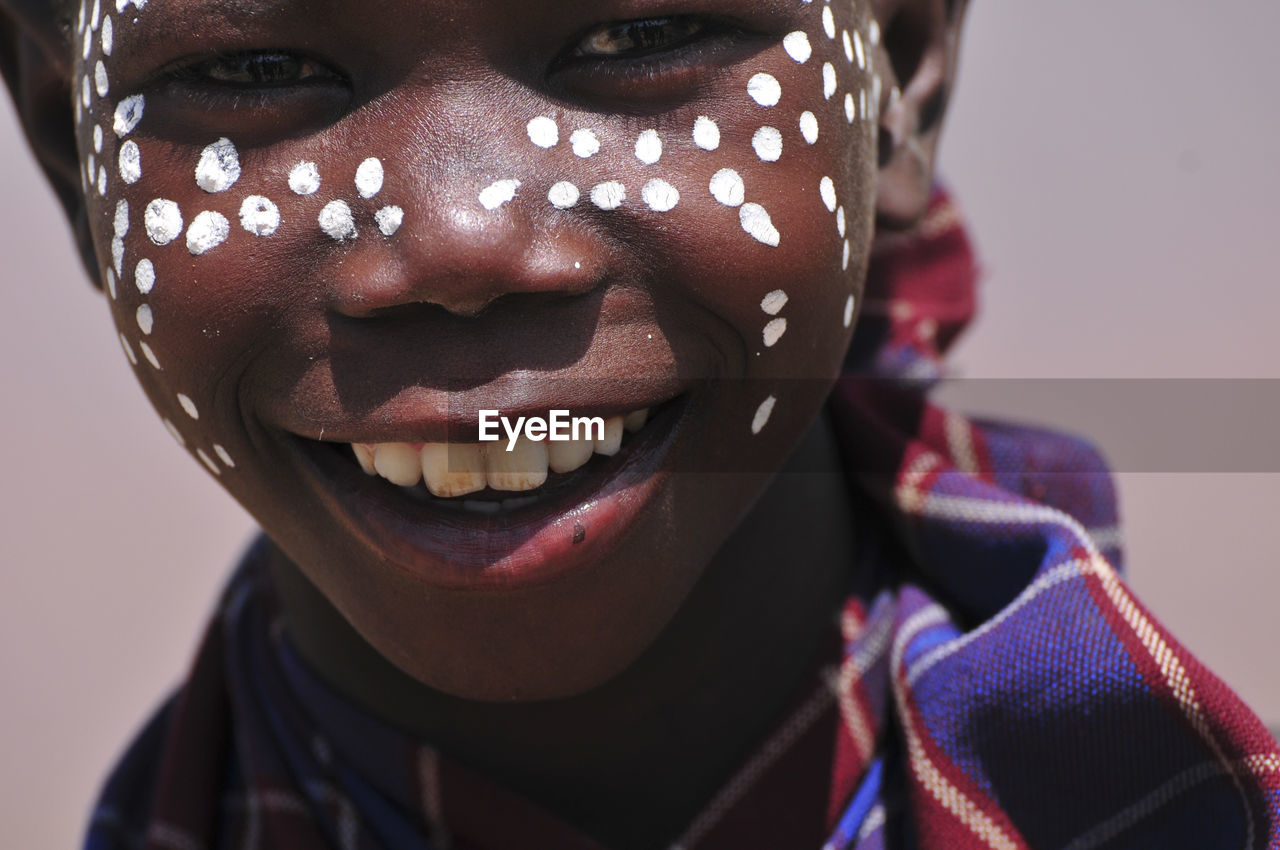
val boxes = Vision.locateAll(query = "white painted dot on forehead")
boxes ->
[113,198,129,237]
[135,303,154,335]
[747,73,781,107]
[763,317,787,347]
[163,418,185,446]
[375,205,403,236]
[842,239,851,271]
[692,116,720,151]
[844,93,856,123]
[214,445,236,468]
[319,200,357,240]
[751,395,776,435]
[288,161,321,195]
[799,111,819,145]
[95,61,109,97]
[709,169,745,207]
[843,294,855,327]
[590,181,626,211]
[239,195,280,237]
[197,449,220,476]
[195,137,241,193]
[842,30,854,64]
[853,29,866,69]
[140,341,161,370]
[760,290,787,315]
[96,165,108,195]
[527,116,559,149]
[547,181,579,210]
[101,16,113,55]
[822,6,836,39]
[105,268,116,299]
[641,179,680,213]
[634,130,662,165]
[144,198,183,245]
[110,235,123,274]
[783,31,812,64]
[187,210,230,254]
[93,124,103,153]
[819,176,837,212]
[135,258,154,294]
[569,129,600,159]
[752,126,783,162]
[740,203,780,247]
[177,393,199,420]
[478,179,520,211]
[355,157,384,199]
[113,95,144,137]
[822,63,836,100]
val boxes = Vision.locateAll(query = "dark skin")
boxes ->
[0,0,967,846]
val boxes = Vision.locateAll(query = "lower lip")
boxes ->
[287,397,689,590]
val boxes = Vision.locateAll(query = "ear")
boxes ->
[869,0,970,230]
[0,1,101,287]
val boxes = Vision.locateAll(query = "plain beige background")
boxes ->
[3,1,1278,846]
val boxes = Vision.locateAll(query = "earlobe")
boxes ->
[0,2,101,288]
[870,0,969,231]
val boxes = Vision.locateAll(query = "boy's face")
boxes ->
[69,0,885,698]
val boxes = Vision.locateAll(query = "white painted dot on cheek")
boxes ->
[527,116,559,149]
[740,203,780,247]
[97,165,108,195]
[105,268,116,299]
[634,130,662,165]
[819,176,837,212]
[822,6,836,39]
[113,94,144,137]
[119,333,137,365]
[355,157,384,199]
[101,15,112,55]
[87,152,96,181]
[82,29,92,60]
[144,198,183,245]
[81,76,91,108]
[842,239,851,271]
[693,116,721,151]
[763,317,787,347]
[214,444,236,468]
[77,4,85,34]
[197,448,220,476]
[822,63,837,100]
[111,236,124,274]
[318,200,357,240]
[140,341,160,369]
[854,30,866,69]
[747,73,781,107]
[845,92,856,123]
[843,294,855,328]
[860,89,868,122]
[90,0,101,30]
[842,30,854,63]
[195,137,240,192]
[94,61,109,97]
[135,258,154,294]
[752,126,783,162]
[709,169,745,207]
[239,195,280,237]
[163,418,185,446]
[375,205,403,236]
[590,181,626,211]
[547,181,580,210]
[761,289,788,315]
[751,395,777,435]
[783,31,812,64]
[799,111,819,145]
[93,124,103,153]
[177,393,199,420]
[869,19,881,46]
[113,198,128,236]
[836,206,846,237]
[478,179,520,211]
[570,128,600,158]
[135,303,153,334]
[641,179,680,212]
[186,210,230,254]
[288,161,321,195]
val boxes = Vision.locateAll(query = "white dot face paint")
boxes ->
[163,418,185,447]
[526,116,559,149]
[375,205,404,236]
[709,169,745,207]
[843,295,856,328]
[195,137,241,193]
[752,126,783,162]
[93,124,103,153]
[739,203,780,247]
[105,268,116,299]
[113,94,144,137]
[747,73,782,107]
[355,157,384,199]
[836,206,847,238]
[819,176,837,212]
[140,341,161,370]
[81,76,91,108]
[318,200,357,240]
[869,19,881,46]
[692,116,721,151]
[91,0,101,30]
[822,6,836,39]
[569,128,600,158]
[845,93,856,123]
[854,30,866,69]
[101,15,112,55]
[799,111,819,145]
[214,444,236,468]
[478,179,520,211]
[547,181,580,210]
[823,63,837,100]
[197,449,220,476]
[751,395,777,435]
[239,195,280,237]
[135,258,155,294]
[119,333,137,365]
[641,179,680,213]
[288,161,321,195]
[842,239,851,271]
[186,210,230,255]
[96,165,108,195]
[783,31,812,64]
[118,140,141,183]
[760,290,788,315]
[590,181,626,211]
[177,393,199,420]
[110,236,124,274]
[94,61,109,97]
[82,29,92,60]
[634,130,662,165]
[842,30,854,63]
[113,199,129,237]
[135,303,154,335]
[762,317,787,347]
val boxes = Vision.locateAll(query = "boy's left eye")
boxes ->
[574,18,709,59]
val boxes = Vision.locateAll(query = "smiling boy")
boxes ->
[2,0,1279,847]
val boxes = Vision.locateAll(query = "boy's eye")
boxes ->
[175,52,340,88]
[575,18,708,59]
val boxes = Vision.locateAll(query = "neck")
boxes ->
[270,407,857,849]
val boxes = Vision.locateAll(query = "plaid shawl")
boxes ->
[85,190,1280,849]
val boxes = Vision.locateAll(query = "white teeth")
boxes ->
[623,408,648,433]
[372,442,422,487]
[352,443,377,475]
[594,416,625,456]
[487,436,549,491]
[548,436,594,474]
[420,442,487,498]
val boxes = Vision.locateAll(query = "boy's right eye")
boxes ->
[177,52,339,88]
[574,18,709,59]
